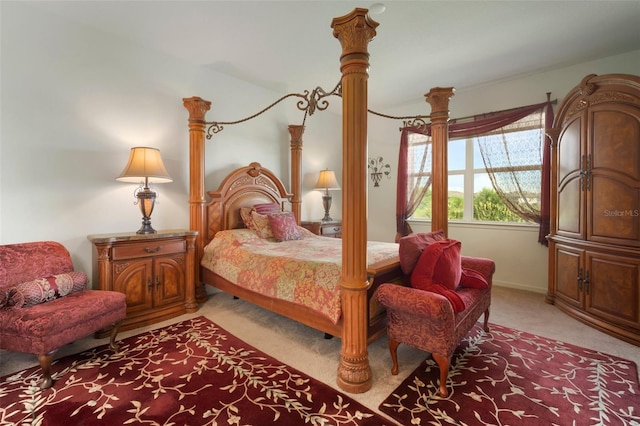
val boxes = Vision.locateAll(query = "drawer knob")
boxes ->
[144,245,163,253]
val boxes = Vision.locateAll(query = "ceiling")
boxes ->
[26,0,640,110]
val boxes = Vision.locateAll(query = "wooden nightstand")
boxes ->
[301,220,342,238]
[88,229,198,337]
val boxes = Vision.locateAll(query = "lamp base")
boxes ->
[321,193,333,222]
[137,222,157,234]
[135,187,157,234]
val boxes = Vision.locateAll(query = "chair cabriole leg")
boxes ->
[432,353,450,397]
[109,321,122,351]
[389,339,400,375]
[38,350,56,390]
[483,307,490,332]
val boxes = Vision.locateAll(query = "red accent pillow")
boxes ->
[460,268,489,289]
[1,271,88,309]
[410,239,465,312]
[411,239,462,290]
[398,230,446,275]
[267,212,302,242]
[253,202,281,214]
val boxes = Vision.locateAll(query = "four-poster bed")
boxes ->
[183,8,452,394]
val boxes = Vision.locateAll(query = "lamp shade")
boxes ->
[314,169,340,190]
[116,147,172,183]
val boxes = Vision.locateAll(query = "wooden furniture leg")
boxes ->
[38,350,56,390]
[483,308,490,332]
[109,321,122,351]
[389,339,400,375]
[432,353,451,397]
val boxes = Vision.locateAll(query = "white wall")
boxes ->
[367,50,640,293]
[0,3,341,282]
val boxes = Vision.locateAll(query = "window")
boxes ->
[409,110,546,223]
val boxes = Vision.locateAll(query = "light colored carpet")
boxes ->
[1,285,638,417]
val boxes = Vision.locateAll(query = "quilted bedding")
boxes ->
[201,228,399,324]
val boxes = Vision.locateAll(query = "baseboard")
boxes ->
[492,280,547,295]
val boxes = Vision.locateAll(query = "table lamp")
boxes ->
[116,147,172,234]
[314,169,340,222]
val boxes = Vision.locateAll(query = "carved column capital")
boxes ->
[288,125,305,150]
[183,97,212,122]
[331,8,378,69]
[425,87,455,118]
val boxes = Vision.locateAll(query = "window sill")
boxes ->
[407,219,539,232]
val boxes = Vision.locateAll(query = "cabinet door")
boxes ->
[154,254,186,308]
[553,243,584,309]
[585,251,640,329]
[556,115,585,240]
[587,103,640,247]
[113,258,154,314]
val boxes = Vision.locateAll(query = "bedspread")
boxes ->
[201,228,399,324]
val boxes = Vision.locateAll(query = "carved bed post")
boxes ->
[288,125,304,224]
[331,8,378,394]
[182,96,211,303]
[425,88,454,237]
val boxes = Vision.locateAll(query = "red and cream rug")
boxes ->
[379,323,640,426]
[0,316,394,425]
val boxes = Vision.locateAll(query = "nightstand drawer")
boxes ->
[321,225,342,237]
[112,239,185,260]
[300,221,342,238]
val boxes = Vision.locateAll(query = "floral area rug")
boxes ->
[0,316,395,425]
[379,323,640,426]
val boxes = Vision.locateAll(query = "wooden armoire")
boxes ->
[546,73,640,346]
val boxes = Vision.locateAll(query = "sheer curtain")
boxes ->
[395,127,431,242]
[396,100,554,245]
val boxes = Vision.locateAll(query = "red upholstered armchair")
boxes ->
[0,241,127,389]
[376,231,495,397]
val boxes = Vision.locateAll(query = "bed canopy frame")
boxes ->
[183,8,452,394]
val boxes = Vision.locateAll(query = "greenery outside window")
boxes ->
[410,110,546,223]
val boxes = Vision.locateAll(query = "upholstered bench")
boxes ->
[0,241,127,389]
[376,231,495,397]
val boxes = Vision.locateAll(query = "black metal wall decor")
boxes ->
[368,156,391,187]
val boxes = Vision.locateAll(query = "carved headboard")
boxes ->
[204,162,293,245]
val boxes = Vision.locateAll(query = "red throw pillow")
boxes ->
[410,239,465,312]
[398,230,446,275]
[1,271,88,309]
[411,239,462,290]
[459,268,489,289]
[253,202,281,214]
[267,211,302,242]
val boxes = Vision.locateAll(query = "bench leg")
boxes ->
[432,353,451,397]
[483,307,490,332]
[389,339,400,375]
[38,350,57,390]
[109,320,122,351]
